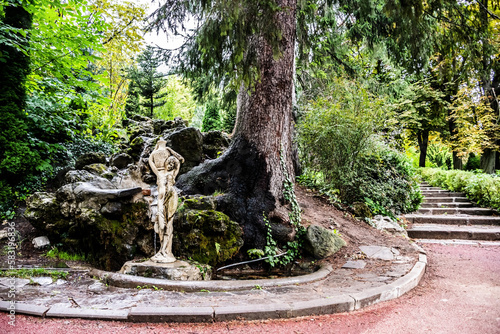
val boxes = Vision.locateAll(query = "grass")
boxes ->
[0,268,69,281]
[44,247,86,261]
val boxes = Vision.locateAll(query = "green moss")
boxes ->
[175,209,243,266]
[0,268,69,281]
[83,163,108,175]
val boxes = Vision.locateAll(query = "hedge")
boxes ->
[419,168,500,210]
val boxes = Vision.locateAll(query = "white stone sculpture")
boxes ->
[148,138,184,263]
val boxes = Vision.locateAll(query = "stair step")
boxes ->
[415,239,500,246]
[420,187,445,191]
[407,224,500,241]
[422,191,464,197]
[416,208,497,216]
[424,197,470,203]
[404,215,500,226]
[421,202,474,208]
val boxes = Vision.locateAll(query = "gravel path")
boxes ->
[1,243,499,334]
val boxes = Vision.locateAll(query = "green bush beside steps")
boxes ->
[420,168,500,210]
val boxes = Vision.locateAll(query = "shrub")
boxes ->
[297,77,422,216]
[420,168,500,210]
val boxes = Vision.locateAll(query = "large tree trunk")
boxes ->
[177,0,297,250]
[480,148,496,174]
[417,130,429,168]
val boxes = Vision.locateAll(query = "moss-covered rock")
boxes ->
[304,225,346,259]
[83,163,108,176]
[173,208,243,266]
[352,202,373,219]
[75,152,106,170]
[128,136,145,160]
[178,195,217,211]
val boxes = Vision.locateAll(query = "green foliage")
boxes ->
[149,0,284,92]
[262,214,281,268]
[420,168,500,210]
[298,76,422,215]
[201,100,222,132]
[426,137,452,169]
[356,143,423,215]
[298,76,386,198]
[0,268,69,281]
[44,246,86,262]
[126,46,167,117]
[154,75,197,122]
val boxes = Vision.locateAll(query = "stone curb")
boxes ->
[0,256,427,322]
[89,264,334,292]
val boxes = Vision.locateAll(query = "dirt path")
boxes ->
[1,243,499,334]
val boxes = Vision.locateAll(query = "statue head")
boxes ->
[166,156,179,171]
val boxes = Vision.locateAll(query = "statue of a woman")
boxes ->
[148,138,184,263]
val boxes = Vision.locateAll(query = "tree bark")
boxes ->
[480,148,496,174]
[177,0,297,249]
[417,130,429,168]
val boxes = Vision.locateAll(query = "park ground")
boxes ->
[1,243,499,333]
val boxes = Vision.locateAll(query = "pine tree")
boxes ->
[201,100,221,132]
[149,0,298,249]
[127,46,167,117]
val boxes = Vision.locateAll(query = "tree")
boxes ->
[154,75,197,122]
[93,0,147,116]
[0,1,34,205]
[127,46,167,117]
[201,100,221,132]
[149,0,298,250]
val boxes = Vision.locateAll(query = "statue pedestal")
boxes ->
[119,259,212,281]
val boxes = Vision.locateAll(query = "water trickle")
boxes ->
[154,231,157,254]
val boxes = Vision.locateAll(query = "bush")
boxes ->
[297,77,422,216]
[355,143,422,215]
[420,168,500,210]
[298,77,386,194]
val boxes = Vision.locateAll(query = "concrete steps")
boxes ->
[414,207,497,216]
[407,225,500,241]
[405,183,500,241]
[420,202,474,208]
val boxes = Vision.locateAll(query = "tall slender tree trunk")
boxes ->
[417,130,429,168]
[178,0,297,249]
[448,118,463,170]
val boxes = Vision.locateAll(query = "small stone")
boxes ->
[88,282,107,294]
[359,245,397,261]
[30,277,53,286]
[32,236,50,249]
[342,260,367,269]
[0,229,8,240]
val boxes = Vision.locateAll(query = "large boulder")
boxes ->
[173,195,243,266]
[202,131,231,159]
[75,152,106,170]
[111,153,134,169]
[25,170,153,271]
[304,225,346,259]
[165,127,204,174]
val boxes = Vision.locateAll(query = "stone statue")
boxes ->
[149,138,184,263]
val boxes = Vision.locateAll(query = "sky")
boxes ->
[139,0,187,50]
